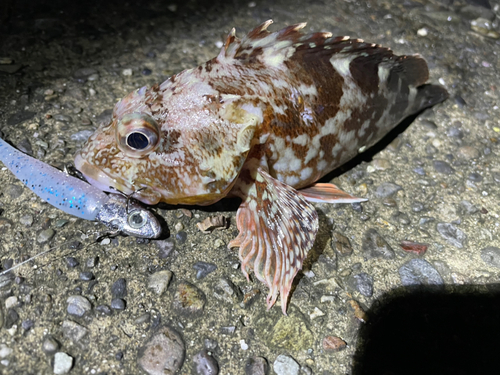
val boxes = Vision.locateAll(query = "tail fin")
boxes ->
[411,84,449,113]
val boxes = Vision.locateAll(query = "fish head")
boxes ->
[75,80,259,206]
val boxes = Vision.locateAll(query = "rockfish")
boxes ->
[75,21,447,314]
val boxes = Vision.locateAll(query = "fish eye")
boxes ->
[126,132,150,150]
[116,112,160,158]
[128,210,147,229]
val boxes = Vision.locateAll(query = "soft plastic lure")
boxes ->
[0,137,161,238]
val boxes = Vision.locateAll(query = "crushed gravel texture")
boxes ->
[1,0,500,374]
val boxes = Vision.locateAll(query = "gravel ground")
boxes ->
[1,0,500,374]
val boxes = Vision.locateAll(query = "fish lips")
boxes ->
[74,153,161,205]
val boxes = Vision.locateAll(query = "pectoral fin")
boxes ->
[228,168,318,314]
[300,183,367,203]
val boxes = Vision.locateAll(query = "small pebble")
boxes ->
[156,239,175,258]
[53,352,73,375]
[137,325,185,375]
[5,296,18,309]
[22,319,34,331]
[393,211,410,225]
[457,146,480,159]
[436,223,467,248]
[332,232,353,256]
[111,278,127,298]
[411,201,425,212]
[204,339,218,351]
[417,27,428,36]
[86,256,98,268]
[420,120,437,129]
[240,339,249,350]
[122,68,133,76]
[42,336,59,354]
[480,247,500,268]
[273,354,300,375]
[0,345,12,358]
[5,184,23,199]
[413,166,426,176]
[347,273,374,297]
[19,214,34,227]
[245,356,269,375]
[460,200,479,214]
[148,270,173,295]
[37,228,55,243]
[62,320,89,343]
[322,336,347,352]
[135,313,151,324]
[111,298,126,310]
[467,172,483,182]
[68,241,82,250]
[67,295,91,317]
[213,278,242,304]
[372,158,391,170]
[55,219,69,228]
[3,309,17,329]
[176,231,188,243]
[66,257,79,268]
[375,182,402,198]
[400,240,428,255]
[172,282,206,317]
[96,304,112,316]
[115,351,124,361]
[433,160,455,175]
[362,229,395,259]
[399,259,444,287]
[73,67,97,82]
[2,259,13,270]
[193,350,219,375]
[142,68,152,75]
[54,114,72,122]
[174,222,184,232]
[79,272,94,281]
[419,216,435,225]
[309,307,325,320]
[193,261,217,279]
[382,197,397,207]
[446,125,464,139]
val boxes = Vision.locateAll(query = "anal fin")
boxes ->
[228,168,318,314]
[300,183,367,204]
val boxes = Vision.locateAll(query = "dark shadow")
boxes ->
[156,196,242,214]
[353,285,500,375]
[287,207,334,308]
[1,0,250,50]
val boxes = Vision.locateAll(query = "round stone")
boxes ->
[53,352,73,374]
[193,350,219,375]
[137,325,185,375]
[273,354,300,375]
[67,295,91,317]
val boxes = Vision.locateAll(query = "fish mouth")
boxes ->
[74,153,161,205]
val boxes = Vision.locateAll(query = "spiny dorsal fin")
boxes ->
[217,19,396,68]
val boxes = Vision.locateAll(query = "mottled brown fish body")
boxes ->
[75,21,447,314]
